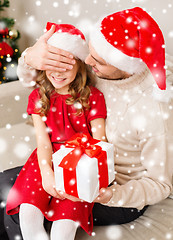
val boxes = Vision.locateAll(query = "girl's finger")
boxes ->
[48,189,59,198]
[51,187,64,200]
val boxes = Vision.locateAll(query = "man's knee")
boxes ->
[4,208,23,240]
[0,168,23,240]
[4,210,20,227]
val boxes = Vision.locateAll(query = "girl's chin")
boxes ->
[51,82,70,94]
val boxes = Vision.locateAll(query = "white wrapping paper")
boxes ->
[52,141,115,202]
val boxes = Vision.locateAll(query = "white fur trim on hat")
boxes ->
[47,32,89,61]
[89,21,146,74]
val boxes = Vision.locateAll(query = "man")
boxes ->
[1,7,173,239]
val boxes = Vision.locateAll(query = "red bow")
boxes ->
[59,133,101,171]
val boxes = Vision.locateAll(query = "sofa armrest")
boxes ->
[0,81,33,128]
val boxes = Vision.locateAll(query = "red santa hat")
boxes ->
[90,7,166,90]
[46,22,89,62]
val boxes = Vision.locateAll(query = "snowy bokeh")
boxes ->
[105,225,122,239]
[69,178,76,186]
[166,233,172,239]
[47,210,54,218]
[35,1,42,7]
[64,0,69,4]
[74,101,82,110]
[0,201,6,208]
[4,0,171,55]
[14,95,20,101]
[131,0,149,2]
[14,235,22,240]
[0,20,6,29]
[77,18,94,38]
[13,142,30,159]
[68,2,81,18]
[20,15,41,36]
[131,114,147,131]
[6,56,12,63]
[0,138,7,154]
[6,123,12,129]
[22,113,28,119]
[53,2,59,8]
[168,31,173,38]
[24,136,30,142]
[5,62,18,80]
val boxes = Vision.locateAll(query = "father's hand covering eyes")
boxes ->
[25,25,76,72]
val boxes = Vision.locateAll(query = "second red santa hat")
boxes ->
[90,7,166,90]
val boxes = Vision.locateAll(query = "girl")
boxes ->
[6,23,107,240]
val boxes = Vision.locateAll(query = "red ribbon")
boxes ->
[58,133,109,199]
[59,133,101,171]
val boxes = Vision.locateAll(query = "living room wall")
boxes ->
[4,0,173,55]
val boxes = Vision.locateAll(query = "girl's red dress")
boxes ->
[6,86,107,235]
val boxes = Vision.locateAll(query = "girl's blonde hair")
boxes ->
[36,60,95,116]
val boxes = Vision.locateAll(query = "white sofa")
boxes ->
[1,81,173,240]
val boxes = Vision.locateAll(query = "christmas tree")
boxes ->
[0,0,21,84]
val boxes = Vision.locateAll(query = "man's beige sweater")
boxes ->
[95,68,173,210]
[18,56,173,210]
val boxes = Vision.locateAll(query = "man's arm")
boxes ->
[95,100,173,209]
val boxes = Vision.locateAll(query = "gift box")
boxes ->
[52,133,115,202]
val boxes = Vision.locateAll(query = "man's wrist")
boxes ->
[20,48,34,70]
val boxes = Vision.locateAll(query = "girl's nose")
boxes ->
[54,73,61,77]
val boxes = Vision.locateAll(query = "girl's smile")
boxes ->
[51,75,67,83]
[46,60,79,94]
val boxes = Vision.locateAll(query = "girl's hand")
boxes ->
[58,188,113,203]
[59,192,83,202]
[41,168,65,200]
[25,25,75,71]
[94,188,113,204]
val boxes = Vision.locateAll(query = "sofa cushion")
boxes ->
[0,81,32,128]
[75,198,173,240]
[0,122,36,172]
